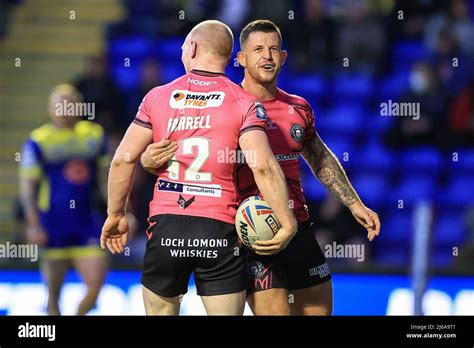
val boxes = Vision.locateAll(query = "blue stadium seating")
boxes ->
[377,71,410,101]
[161,63,184,83]
[351,173,390,207]
[438,175,474,207]
[431,250,455,267]
[365,109,397,134]
[320,135,357,169]
[155,37,183,62]
[110,62,140,92]
[317,104,366,135]
[351,138,396,173]
[108,36,154,60]
[374,209,412,265]
[392,40,429,71]
[225,65,244,84]
[379,209,413,245]
[433,213,467,247]
[400,147,442,173]
[283,73,328,104]
[448,149,474,175]
[300,160,328,202]
[390,176,437,206]
[332,73,375,102]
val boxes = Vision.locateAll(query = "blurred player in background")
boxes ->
[100,20,297,315]
[19,84,109,315]
[141,19,381,315]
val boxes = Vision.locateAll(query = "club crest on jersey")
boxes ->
[169,90,225,109]
[290,124,305,142]
[255,102,268,120]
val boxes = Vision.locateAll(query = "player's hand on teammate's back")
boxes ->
[100,214,129,254]
[253,226,297,256]
[25,225,48,246]
[349,201,381,242]
[140,139,178,173]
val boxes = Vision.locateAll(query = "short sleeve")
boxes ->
[304,105,316,142]
[240,101,268,135]
[133,94,153,129]
[19,139,43,179]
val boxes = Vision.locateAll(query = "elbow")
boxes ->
[110,153,129,168]
[249,158,276,178]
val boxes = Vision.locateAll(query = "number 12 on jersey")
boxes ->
[167,137,211,182]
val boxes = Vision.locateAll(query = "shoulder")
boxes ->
[30,123,55,143]
[277,88,313,112]
[75,120,104,138]
[142,75,187,104]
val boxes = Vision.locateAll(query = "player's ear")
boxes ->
[237,51,246,67]
[280,50,288,66]
[190,41,197,59]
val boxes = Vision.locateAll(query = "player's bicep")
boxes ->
[239,129,274,170]
[113,123,153,163]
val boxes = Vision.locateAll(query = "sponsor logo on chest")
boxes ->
[169,90,225,109]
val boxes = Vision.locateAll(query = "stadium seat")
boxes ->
[351,173,390,207]
[448,149,474,175]
[400,147,442,173]
[300,161,328,202]
[431,250,455,268]
[320,135,357,169]
[283,74,328,104]
[351,138,396,173]
[377,71,410,101]
[317,104,366,135]
[161,63,184,83]
[225,65,244,84]
[433,213,467,247]
[390,176,437,206]
[365,110,396,134]
[332,73,375,102]
[437,175,474,207]
[110,62,140,92]
[392,40,429,71]
[108,36,154,59]
[379,209,413,245]
[155,37,183,62]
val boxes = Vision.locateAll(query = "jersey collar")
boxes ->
[191,69,226,77]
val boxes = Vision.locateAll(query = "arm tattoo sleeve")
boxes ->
[301,132,360,207]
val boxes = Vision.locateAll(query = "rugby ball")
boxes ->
[235,196,281,248]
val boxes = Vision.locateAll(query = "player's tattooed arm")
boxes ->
[301,131,360,207]
[302,131,381,241]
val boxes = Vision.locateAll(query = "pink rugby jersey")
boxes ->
[236,88,315,223]
[133,69,268,225]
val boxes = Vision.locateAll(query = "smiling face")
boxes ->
[238,31,287,85]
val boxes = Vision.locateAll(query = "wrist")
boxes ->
[107,211,125,218]
[282,217,298,234]
[348,199,363,210]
